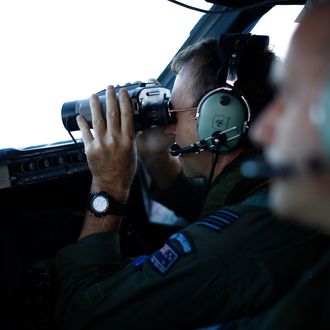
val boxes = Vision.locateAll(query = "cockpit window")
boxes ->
[251,5,303,59]
[0,1,303,150]
[0,0,212,149]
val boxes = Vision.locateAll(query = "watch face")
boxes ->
[92,195,109,213]
[89,191,125,216]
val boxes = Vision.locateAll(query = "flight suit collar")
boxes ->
[200,149,268,217]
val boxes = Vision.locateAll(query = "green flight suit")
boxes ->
[54,151,329,330]
[223,249,330,330]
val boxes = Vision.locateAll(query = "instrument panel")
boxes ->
[0,140,89,189]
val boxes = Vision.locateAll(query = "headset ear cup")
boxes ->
[197,87,250,153]
[313,74,330,160]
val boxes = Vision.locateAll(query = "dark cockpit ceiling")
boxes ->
[204,0,306,7]
[159,0,307,88]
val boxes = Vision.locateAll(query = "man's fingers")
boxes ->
[90,94,106,136]
[77,115,94,144]
[118,88,134,136]
[106,85,120,134]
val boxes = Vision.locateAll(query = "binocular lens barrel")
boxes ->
[61,86,172,132]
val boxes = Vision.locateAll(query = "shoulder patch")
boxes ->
[148,243,179,275]
[169,232,195,254]
[195,208,239,232]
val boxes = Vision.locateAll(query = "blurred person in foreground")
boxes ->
[222,3,330,329]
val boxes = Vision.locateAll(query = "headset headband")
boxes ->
[217,33,270,86]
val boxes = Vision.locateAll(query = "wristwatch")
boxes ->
[88,191,126,217]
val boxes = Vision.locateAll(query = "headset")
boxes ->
[170,33,270,156]
[198,33,271,153]
[313,71,330,161]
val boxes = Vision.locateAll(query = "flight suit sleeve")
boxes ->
[54,206,325,330]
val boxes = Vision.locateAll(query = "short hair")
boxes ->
[171,37,277,122]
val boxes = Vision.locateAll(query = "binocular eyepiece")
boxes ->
[61,82,172,131]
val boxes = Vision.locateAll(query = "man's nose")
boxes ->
[250,99,284,147]
[164,123,177,136]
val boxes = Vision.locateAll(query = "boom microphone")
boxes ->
[170,141,209,156]
[240,159,294,179]
[241,157,328,179]
[169,127,237,156]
